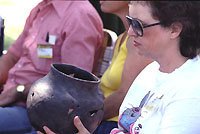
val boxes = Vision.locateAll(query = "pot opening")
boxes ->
[53,64,99,82]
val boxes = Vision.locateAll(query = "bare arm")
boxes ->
[0,51,19,84]
[0,51,18,86]
[103,37,153,120]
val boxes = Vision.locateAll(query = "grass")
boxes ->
[0,0,41,50]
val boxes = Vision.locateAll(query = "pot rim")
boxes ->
[51,63,101,84]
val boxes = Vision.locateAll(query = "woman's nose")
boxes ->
[128,26,138,37]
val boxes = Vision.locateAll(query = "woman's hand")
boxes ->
[37,116,91,134]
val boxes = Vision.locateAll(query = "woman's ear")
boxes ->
[170,22,183,39]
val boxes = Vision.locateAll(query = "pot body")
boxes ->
[26,64,104,134]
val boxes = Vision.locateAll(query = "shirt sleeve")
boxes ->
[60,6,103,72]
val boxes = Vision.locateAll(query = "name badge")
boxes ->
[37,45,53,58]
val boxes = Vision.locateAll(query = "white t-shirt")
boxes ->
[119,56,200,134]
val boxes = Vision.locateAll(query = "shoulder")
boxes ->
[63,1,102,28]
[119,62,159,115]
[166,56,200,100]
[115,32,127,48]
[70,1,100,19]
[136,62,159,80]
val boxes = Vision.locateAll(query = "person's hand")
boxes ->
[74,116,90,134]
[110,128,126,134]
[37,126,55,134]
[37,116,90,134]
[0,87,18,106]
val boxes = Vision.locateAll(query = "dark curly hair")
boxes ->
[145,1,200,59]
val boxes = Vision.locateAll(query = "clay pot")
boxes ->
[26,64,104,134]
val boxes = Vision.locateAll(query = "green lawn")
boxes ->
[0,0,41,50]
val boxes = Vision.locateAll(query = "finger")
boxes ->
[110,128,125,134]
[74,116,90,134]
[43,126,55,134]
[37,131,43,134]
[74,116,84,130]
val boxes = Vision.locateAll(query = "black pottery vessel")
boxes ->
[26,64,104,134]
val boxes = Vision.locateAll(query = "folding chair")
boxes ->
[93,29,118,78]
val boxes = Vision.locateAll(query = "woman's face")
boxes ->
[128,2,171,60]
[100,1,129,14]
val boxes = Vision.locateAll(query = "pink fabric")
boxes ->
[4,0,103,91]
[129,123,134,134]
[110,128,129,134]
[110,128,125,134]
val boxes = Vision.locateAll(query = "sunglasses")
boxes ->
[126,16,161,37]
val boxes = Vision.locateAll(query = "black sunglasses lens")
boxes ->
[134,20,143,36]
[126,16,143,37]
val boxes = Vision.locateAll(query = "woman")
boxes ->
[112,1,200,134]
[57,1,200,134]
[38,1,152,134]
